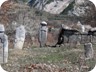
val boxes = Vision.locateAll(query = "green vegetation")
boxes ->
[2,44,96,72]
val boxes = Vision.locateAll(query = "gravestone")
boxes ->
[14,25,26,49]
[0,24,8,72]
[38,21,48,47]
[84,43,94,59]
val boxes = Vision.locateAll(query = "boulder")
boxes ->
[44,0,74,14]
[72,0,95,17]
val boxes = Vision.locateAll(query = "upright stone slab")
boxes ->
[14,25,26,49]
[84,43,94,59]
[38,21,48,47]
[0,24,8,72]
[0,24,8,63]
[0,39,3,63]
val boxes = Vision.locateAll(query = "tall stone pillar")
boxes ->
[38,21,48,47]
[0,24,8,72]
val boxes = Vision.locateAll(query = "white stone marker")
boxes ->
[84,43,94,60]
[14,25,26,49]
[0,24,8,72]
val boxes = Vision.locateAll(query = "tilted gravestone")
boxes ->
[14,25,26,49]
[84,43,94,59]
[0,24,8,72]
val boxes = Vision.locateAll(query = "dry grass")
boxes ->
[1,44,96,72]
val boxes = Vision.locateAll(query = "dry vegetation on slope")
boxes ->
[1,45,96,72]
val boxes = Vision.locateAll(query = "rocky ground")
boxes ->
[1,44,96,72]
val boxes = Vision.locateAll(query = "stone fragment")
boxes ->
[84,43,94,59]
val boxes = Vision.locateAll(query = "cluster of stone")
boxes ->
[0,24,26,72]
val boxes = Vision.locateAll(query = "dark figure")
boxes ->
[55,28,64,47]
[55,28,79,47]
[88,30,96,36]
[87,30,96,42]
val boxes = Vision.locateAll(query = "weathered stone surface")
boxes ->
[28,0,95,16]
[2,34,8,63]
[0,24,8,63]
[38,22,48,47]
[14,25,26,49]
[84,43,94,59]
[77,21,85,33]
[72,0,95,17]
[75,0,85,5]
[44,0,73,14]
